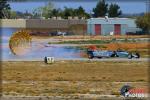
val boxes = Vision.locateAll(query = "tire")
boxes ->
[120,85,132,97]
[115,54,119,57]
[44,57,47,64]
[111,51,117,57]
[98,57,102,59]
[135,53,140,58]
[110,54,116,57]
[88,54,94,59]
[128,54,132,59]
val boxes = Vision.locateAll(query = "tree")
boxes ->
[51,8,62,17]
[75,6,85,17]
[61,6,89,19]
[108,3,122,17]
[33,2,54,19]
[10,11,17,18]
[42,2,53,18]
[74,6,90,18]
[136,13,150,34]
[32,7,42,18]
[0,0,11,18]
[62,7,75,19]
[93,0,108,17]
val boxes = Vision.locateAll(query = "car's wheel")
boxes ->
[111,51,117,57]
[115,54,119,57]
[98,57,102,59]
[44,57,47,64]
[128,54,133,59]
[120,85,132,96]
[88,54,94,59]
[135,53,140,58]
[111,54,116,57]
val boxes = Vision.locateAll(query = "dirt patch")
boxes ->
[106,42,150,50]
[2,61,149,96]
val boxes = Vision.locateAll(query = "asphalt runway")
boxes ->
[2,57,150,62]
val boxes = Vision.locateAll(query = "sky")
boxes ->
[9,1,146,14]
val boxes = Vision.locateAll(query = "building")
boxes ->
[1,18,142,36]
[0,19,87,35]
[87,18,141,35]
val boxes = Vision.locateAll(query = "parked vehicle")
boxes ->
[87,49,140,59]
[50,31,67,36]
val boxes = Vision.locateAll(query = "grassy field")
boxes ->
[48,38,149,44]
[33,35,150,44]
[2,61,149,97]
[35,35,150,40]
[49,39,112,44]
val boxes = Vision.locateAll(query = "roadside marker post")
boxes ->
[44,57,55,64]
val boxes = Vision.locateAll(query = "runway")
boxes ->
[2,57,150,62]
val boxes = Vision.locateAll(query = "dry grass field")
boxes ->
[32,35,150,39]
[2,61,149,97]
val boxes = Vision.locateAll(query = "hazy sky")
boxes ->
[9,1,146,14]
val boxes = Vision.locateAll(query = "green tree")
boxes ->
[61,6,89,19]
[93,0,108,17]
[62,7,75,19]
[0,0,11,18]
[108,3,122,17]
[74,6,90,18]
[32,7,41,18]
[33,2,53,19]
[75,6,85,17]
[10,11,17,18]
[136,13,150,34]
[51,8,62,17]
